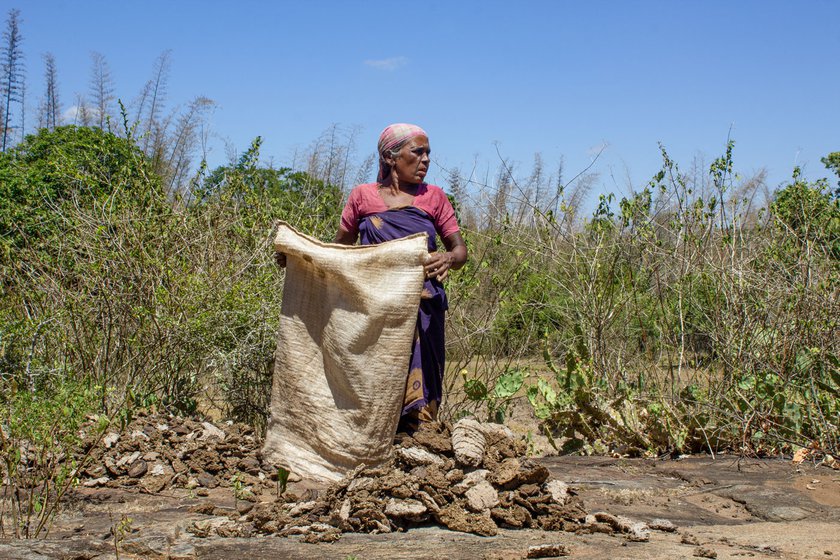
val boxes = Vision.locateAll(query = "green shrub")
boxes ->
[0,379,109,537]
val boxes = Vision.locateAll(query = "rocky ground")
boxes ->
[2,413,839,559]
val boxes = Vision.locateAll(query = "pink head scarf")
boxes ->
[376,123,428,182]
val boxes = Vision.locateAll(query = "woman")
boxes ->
[336,123,467,433]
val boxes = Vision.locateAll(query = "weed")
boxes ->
[0,380,113,538]
[461,367,527,423]
[276,467,290,498]
[111,513,133,560]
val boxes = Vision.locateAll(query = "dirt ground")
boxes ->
[2,453,838,560]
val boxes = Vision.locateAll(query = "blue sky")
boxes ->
[4,0,839,201]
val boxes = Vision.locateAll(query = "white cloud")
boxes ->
[62,106,81,121]
[364,56,408,71]
[62,105,102,123]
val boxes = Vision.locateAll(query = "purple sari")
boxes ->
[358,206,446,432]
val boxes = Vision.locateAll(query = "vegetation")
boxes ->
[0,125,342,536]
[1,8,24,152]
[0,379,107,538]
[451,143,839,458]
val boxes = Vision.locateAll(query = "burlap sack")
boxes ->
[262,222,428,482]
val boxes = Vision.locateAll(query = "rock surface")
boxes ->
[4,414,839,559]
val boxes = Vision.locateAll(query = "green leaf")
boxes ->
[737,376,754,392]
[537,378,557,405]
[815,379,840,398]
[543,344,561,376]
[493,407,507,423]
[463,379,488,401]
[276,467,290,495]
[526,385,552,420]
[494,369,526,398]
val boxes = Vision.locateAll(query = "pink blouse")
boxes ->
[339,183,460,239]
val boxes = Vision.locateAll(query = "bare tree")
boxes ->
[135,50,171,155]
[19,73,24,139]
[447,166,465,209]
[490,159,513,227]
[304,124,362,191]
[552,157,565,216]
[89,51,114,129]
[528,153,544,209]
[1,9,24,151]
[446,165,478,230]
[37,52,60,130]
[162,96,214,193]
[518,153,544,225]
[565,172,598,220]
[73,92,92,127]
[352,153,376,188]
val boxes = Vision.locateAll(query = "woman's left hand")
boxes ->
[424,251,455,281]
[425,232,468,281]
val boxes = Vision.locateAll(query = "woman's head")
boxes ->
[377,123,430,184]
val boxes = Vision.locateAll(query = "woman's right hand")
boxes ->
[274,251,287,268]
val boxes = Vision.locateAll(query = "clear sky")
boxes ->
[3,0,839,201]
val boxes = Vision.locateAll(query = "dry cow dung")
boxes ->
[239,419,665,542]
[69,413,667,542]
[75,411,273,496]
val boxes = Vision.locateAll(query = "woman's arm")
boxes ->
[335,227,358,246]
[424,231,467,281]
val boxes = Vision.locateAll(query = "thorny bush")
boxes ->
[449,142,838,457]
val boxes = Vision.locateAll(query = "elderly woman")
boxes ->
[335,123,467,433]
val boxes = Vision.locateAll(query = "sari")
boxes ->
[358,206,447,433]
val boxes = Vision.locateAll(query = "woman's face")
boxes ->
[391,135,430,185]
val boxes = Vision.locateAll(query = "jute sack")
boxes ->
[262,222,428,482]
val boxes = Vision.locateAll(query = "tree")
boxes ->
[162,95,214,193]
[195,136,342,235]
[822,151,840,195]
[37,52,60,130]
[1,9,24,152]
[19,72,25,138]
[446,165,474,228]
[89,51,114,129]
[771,166,840,260]
[447,166,464,208]
[135,50,171,157]
[0,125,161,260]
[72,92,92,127]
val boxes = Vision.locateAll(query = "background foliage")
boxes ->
[449,142,839,458]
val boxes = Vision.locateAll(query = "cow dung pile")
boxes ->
[76,411,273,495]
[239,418,592,542]
[71,413,663,543]
[194,418,667,543]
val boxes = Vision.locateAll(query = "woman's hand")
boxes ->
[274,251,287,267]
[424,251,455,281]
[423,232,467,281]
[424,232,468,281]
